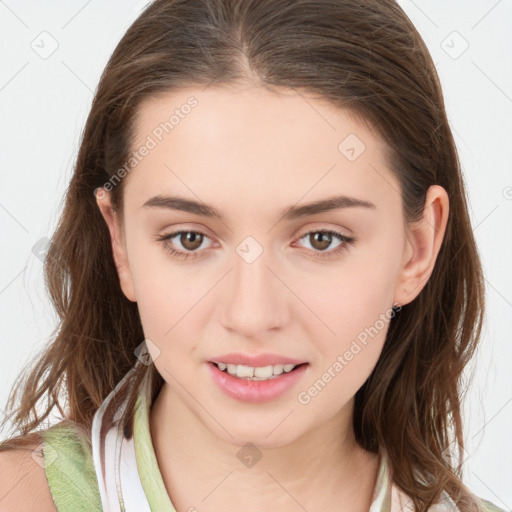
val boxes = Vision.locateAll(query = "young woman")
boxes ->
[0,1,505,511]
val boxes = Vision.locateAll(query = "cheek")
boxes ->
[124,229,204,345]
[296,270,395,411]
[303,236,401,328]
[294,231,402,374]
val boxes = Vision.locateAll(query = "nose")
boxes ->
[218,246,289,339]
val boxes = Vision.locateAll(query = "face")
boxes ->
[97,83,448,448]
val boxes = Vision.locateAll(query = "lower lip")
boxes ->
[207,362,309,403]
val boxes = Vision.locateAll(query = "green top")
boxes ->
[34,381,508,512]
[41,378,176,511]
[41,421,102,511]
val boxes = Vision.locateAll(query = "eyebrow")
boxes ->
[142,194,376,221]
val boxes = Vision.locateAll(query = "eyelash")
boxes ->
[155,229,356,261]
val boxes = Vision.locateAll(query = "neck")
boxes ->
[149,383,380,512]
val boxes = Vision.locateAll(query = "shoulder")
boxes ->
[0,421,103,512]
[0,435,57,512]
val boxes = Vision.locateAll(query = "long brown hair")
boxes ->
[1,1,486,510]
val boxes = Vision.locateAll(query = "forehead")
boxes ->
[124,84,400,216]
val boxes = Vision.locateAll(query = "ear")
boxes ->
[95,188,137,302]
[393,185,449,307]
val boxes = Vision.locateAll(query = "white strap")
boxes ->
[91,363,152,512]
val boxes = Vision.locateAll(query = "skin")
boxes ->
[96,83,449,512]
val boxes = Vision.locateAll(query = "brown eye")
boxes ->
[179,231,204,251]
[156,230,212,259]
[296,229,356,259]
[308,232,333,251]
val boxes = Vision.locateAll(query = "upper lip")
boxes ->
[209,352,308,367]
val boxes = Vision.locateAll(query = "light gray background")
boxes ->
[0,0,510,508]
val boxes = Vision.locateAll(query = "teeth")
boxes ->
[215,362,300,380]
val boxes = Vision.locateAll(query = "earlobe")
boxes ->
[95,188,137,302]
[394,185,449,306]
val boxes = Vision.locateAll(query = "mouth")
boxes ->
[209,361,309,381]
[207,360,310,403]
